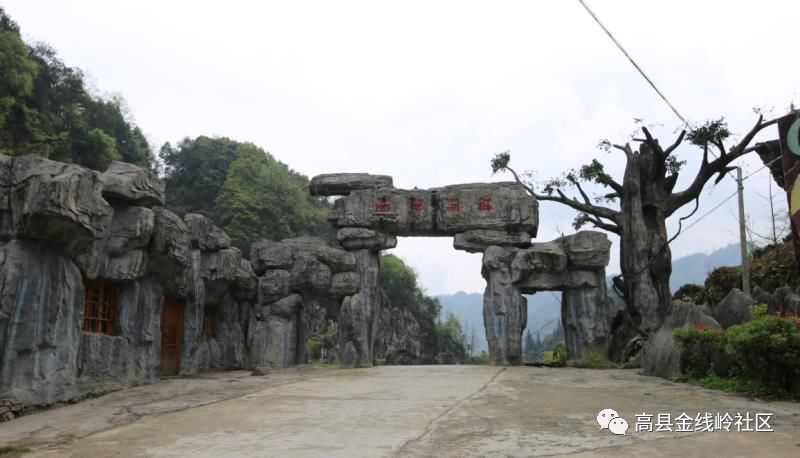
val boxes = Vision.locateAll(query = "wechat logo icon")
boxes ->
[597,408,629,435]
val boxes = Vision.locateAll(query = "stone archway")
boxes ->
[310,173,613,366]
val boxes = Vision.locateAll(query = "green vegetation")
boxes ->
[0,447,32,456]
[437,313,467,364]
[160,136,332,252]
[542,343,567,367]
[695,241,799,306]
[523,321,564,363]
[674,311,800,398]
[0,8,152,169]
[378,254,468,364]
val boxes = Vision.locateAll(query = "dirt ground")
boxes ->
[1,365,799,457]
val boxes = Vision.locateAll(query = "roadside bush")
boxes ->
[725,315,800,395]
[673,325,726,377]
[673,313,800,397]
[543,343,567,367]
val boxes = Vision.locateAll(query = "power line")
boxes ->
[577,0,688,127]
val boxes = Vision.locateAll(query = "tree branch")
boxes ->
[501,164,620,222]
[667,115,779,215]
[664,130,686,156]
[586,214,621,235]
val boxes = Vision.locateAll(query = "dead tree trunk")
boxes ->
[494,115,779,343]
[618,143,673,333]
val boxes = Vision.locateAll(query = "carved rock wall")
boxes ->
[0,155,268,408]
[250,237,359,368]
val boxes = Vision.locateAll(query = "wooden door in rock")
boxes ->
[160,296,184,376]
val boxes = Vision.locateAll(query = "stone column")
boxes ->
[337,228,397,368]
[561,270,611,360]
[481,246,527,365]
[339,249,381,367]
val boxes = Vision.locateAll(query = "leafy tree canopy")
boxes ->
[0,7,152,169]
[161,136,332,252]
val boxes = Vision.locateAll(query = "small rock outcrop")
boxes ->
[310,173,394,196]
[712,288,755,329]
[250,236,359,368]
[639,300,721,380]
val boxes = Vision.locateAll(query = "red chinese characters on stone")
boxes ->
[373,199,392,213]
[410,198,425,214]
[444,197,460,212]
[478,197,492,212]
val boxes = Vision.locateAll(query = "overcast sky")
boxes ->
[5,0,798,295]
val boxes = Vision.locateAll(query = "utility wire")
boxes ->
[577,0,688,127]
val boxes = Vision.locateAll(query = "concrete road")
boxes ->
[4,366,800,457]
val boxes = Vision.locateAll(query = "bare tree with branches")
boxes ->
[491,116,778,336]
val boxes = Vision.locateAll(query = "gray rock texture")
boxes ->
[309,173,394,196]
[0,240,84,406]
[99,161,165,207]
[327,182,538,237]
[184,213,231,251]
[337,228,397,251]
[148,207,190,295]
[339,249,382,367]
[453,230,532,253]
[477,231,612,362]
[249,237,361,368]
[639,300,721,380]
[481,246,527,365]
[0,155,271,408]
[712,288,755,329]
[10,155,112,255]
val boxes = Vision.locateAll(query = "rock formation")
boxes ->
[638,300,721,380]
[0,155,359,408]
[250,237,359,368]
[312,173,613,366]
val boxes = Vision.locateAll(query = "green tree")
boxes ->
[0,8,41,152]
[379,254,443,362]
[0,8,152,169]
[438,313,467,364]
[162,136,331,252]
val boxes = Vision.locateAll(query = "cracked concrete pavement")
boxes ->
[2,365,799,457]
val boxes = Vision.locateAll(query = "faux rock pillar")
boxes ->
[481,246,527,365]
[561,271,611,360]
[339,249,381,367]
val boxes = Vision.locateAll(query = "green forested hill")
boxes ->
[0,8,152,169]
[160,137,332,252]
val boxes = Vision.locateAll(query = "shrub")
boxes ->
[672,283,707,305]
[750,241,800,292]
[725,315,800,395]
[749,303,768,318]
[305,337,323,361]
[543,343,567,367]
[673,325,726,377]
[704,266,741,306]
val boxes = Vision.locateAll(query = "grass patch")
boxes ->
[0,447,32,456]
[676,373,774,398]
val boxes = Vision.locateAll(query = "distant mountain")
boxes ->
[438,243,743,353]
[669,243,741,291]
